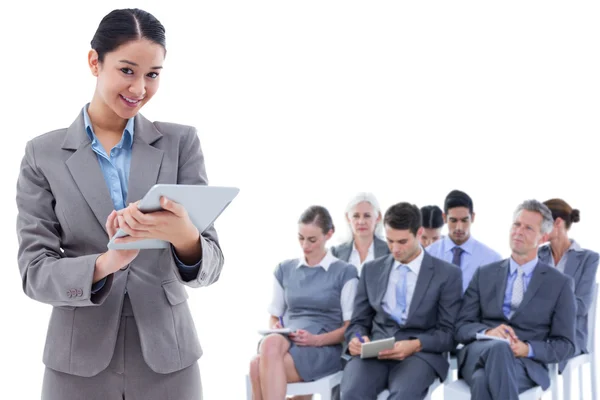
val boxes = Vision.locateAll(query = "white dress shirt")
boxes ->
[348,240,375,276]
[382,247,425,321]
[267,250,359,320]
[547,240,583,273]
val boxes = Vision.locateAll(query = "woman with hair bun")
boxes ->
[16,9,222,399]
[538,198,599,371]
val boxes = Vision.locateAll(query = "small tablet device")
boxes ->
[475,332,510,344]
[107,184,239,250]
[257,328,293,336]
[360,337,395,359]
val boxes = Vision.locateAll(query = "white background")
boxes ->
[1,1,599,399]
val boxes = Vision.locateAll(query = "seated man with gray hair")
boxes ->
[454,200,577,400]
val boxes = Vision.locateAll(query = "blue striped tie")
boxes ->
[391,265,410,325]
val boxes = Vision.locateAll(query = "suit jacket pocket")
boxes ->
[162,280,189,305]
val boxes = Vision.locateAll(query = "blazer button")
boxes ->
[66,290,72,298]
[76,288,83,297]
[70,289,77,297]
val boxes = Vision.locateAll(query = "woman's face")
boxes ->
[347,201,380,239]
[89,38,165,120]
[420,227,443,248]
[298,223,332,257]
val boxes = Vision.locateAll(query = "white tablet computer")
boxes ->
[257,328,293,336]
[360,337,395,359]
[107,184,239,250]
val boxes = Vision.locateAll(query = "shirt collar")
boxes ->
[393,246,425,275]
[539,239,584,255]
[443,235,475,255]
[82,103,135,150]
[297,249,337,271]
[569,240,583,252]
[509,256,538,276]
[351,240,375,256]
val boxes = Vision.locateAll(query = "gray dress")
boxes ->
[274,258,358,381]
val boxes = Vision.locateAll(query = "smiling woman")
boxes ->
[15,8,222,400]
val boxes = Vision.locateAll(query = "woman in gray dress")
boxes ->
[249,206,359,400]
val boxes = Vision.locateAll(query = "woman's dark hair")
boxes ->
[543,198,580,230]
[384,202,422,236]
[299,206,335,235]
[421,205,444,229]
[91,8,166,63]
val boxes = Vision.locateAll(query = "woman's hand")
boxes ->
[113,197,200,249]
[289,329,322,347]
[93,210,140,283]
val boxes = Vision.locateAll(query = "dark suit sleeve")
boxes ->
[168,127,224,288]
[343,266,375,353]
[528,277,576,363]
[455,267,490,343]
[414,265,463,353]
[574,252,599,318]
[16,140,113,308]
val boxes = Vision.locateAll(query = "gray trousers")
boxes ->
[41,295,202,400]
[340,355,437,400]
[460,340,536,400]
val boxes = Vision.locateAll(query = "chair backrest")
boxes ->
[586,282,598,353]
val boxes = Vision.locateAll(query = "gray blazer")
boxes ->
[455,260,576,389]
[16,112,224,377]
[538,244,599,356]
[331,236,390,264]
[344,252,463,380]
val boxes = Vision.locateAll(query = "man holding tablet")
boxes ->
[340,203,463,400]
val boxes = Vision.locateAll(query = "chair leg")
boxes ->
[246,374,253,400]
[592,359,598,400]
[563,368,573,400]
[549,364,560,400]
[579,367,585,400]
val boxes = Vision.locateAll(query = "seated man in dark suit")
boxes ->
[340,202,463,400]
[455,199,576,400]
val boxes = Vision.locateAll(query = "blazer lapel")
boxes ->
[126,114,164,204]
[339,242,353,263]
[511,262,547,319]
[406,252,434,321]
[63,113,114,233]
[62,112,164,233]
[495,260,510,316]
[564,251,582,278]
[375,255,395,307]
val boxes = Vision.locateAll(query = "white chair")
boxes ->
[562,282,598,400]
[444,379,545,400]
[376,378,441,400]
[245,371,343,400]
[448,344,464,382]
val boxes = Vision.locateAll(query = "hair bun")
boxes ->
[571,209,581,224]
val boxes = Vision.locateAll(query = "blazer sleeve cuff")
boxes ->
[169,235,224,288]
[170,245,202,282]
[412,334,450,353]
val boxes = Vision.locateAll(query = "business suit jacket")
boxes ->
[331,236,390,264]
[538,244,599,356]
[455,260,576,389]
[344,252,463,380]
[16,111,224,377]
